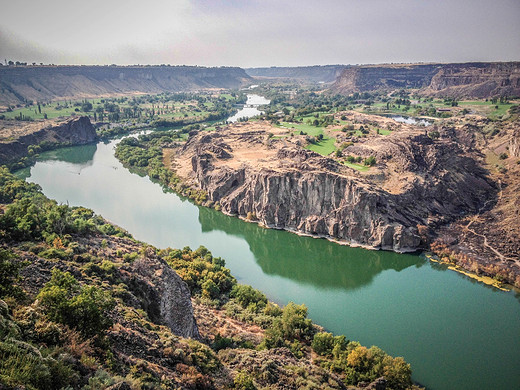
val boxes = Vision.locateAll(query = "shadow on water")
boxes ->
[197,206,425,291]
[14,143,98,180]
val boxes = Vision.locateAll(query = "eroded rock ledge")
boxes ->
[173,120,494,253]
[0,116,97,165]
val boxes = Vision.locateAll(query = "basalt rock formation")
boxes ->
[0,65,252,106]
[117,246,199,339]
[0,116,97,164]
[174,121,494,252]
[331,62,520,98]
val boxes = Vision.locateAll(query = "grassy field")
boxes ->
[2,97,220,122]
[280,122,324,135]
[377,128,392,135]
[343,161,369,171]
[305,137,336,156]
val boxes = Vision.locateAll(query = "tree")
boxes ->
[81,102,93,112]
[364,156,376,166]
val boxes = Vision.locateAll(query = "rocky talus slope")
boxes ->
[0,116,97,164]
[173,120,494,252]
[431,112,520,286]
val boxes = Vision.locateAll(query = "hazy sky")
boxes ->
[1,0,519,67]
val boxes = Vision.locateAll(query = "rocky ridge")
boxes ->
[331,62,520,98]
[174,120,494,252]
[0,116,97,165]
[0,65,252,107]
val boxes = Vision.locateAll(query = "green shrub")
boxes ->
[234,371,257,390]
[312,332,347,357]
[0,250,24,299]
[36,270,114,338]
[230,284,267,312]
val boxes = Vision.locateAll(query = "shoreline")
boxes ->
[425,253,511,291]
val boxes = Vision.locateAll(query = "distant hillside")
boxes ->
[0,65,252,107]
[331,62,520,98]
[246,65,346,83]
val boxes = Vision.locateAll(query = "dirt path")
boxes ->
[464,180,520,266]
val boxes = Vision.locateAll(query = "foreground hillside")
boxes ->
[0,168,418,389]
[0,66,251,108]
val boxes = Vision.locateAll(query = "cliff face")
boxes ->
[0,116,97,164]
[246,65,347,83]
[176,121,494,252]
[511,128,520,157]
[423,62,520,98]
[0,65,252,106]
[331,62,520,98]
[331,64,441,94]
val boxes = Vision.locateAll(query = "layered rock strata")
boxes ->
[174,121,494,252]
[0,116,97,164]
[331,62,520,98]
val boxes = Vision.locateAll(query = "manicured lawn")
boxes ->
[305,137,336,156]
[343,162,369,171]
[219,94,234,101]
[280,122,324,136]
[377,128,392,135]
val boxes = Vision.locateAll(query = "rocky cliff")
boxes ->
[0,65,252,106]
[331,62,520,98]
[246,65,347,83]
[0,116,97,164]
[174,121,494,252]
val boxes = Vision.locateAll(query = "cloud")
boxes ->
[0,0,518,66]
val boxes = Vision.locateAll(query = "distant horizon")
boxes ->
[1,60,520,69]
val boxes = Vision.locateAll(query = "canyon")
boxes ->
[171,118,495,253]
[0,65,251,107]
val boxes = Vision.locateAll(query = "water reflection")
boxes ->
[15,143,97,180]
[198,206,425,291]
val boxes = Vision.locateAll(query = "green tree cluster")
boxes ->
[36,269,114,338]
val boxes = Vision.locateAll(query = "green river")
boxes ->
[16,133,520,390]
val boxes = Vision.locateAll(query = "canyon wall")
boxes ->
[0,116,97,164]
[179,123,494,252]
[331,62,520,98]
[0,65,252,107]
[246,65,347,83]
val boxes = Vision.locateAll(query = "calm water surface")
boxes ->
[389,115,433,126]
[227,94,270,122]
[17,133,520,390]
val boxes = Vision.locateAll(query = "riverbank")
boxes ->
[0,116,97,170]
[20,128,520,390]
[0,167,419,389]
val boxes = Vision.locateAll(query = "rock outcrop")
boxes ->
[18,235,199,339]
[0,65,252,107]
[510,128,520,157]
[331,62,520,98]
[0,116,97,164]
[175,121,494,252]
[119,247,199,339]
